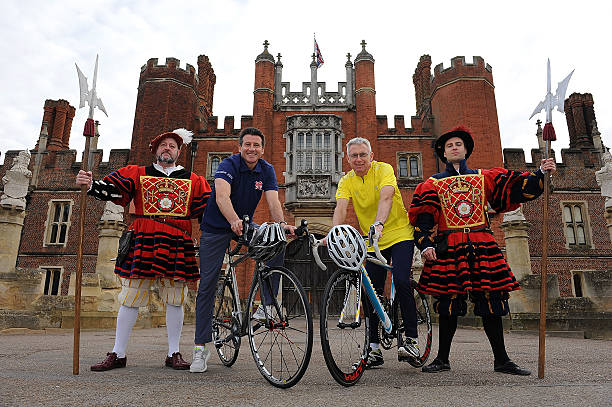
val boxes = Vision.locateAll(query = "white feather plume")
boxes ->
[172,128,193,145]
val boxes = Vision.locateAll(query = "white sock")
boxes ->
[370,342,380,351]
[112,305,139,358]
[166,304,184,357]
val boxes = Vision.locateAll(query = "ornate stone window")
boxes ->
[207,153,231,179]
[41,266,62,295]
[561,202,592,248]
[44,200,73,247]
[284,115,345,203]
[397,152,422,179]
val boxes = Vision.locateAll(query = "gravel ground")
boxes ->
[0,323,610,406]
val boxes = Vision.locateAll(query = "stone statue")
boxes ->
[1,150,32,210]
[100,201,124,222]
[503,206,527,223]
[595,148,612,209]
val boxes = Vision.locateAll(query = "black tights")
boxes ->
[435,315,509,364]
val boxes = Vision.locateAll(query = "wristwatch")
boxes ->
[373,221,384,228]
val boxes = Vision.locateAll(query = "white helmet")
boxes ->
[248,222,287,262]
[326,225,367,271]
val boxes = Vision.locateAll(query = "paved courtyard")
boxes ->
[1,323,610,406]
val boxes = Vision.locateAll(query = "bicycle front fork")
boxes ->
[360,266,392,334]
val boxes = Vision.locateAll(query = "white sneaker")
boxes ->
[398,337,420,361]
[252,305,275,322]
[189,346,211,373]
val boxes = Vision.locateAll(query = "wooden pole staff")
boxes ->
[537,139,551,379]
[73,118,94,375]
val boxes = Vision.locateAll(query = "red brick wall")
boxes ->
[130,58,200,167]
[506,147,611,296]
[430,56,503,169]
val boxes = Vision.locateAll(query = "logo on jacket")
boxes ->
[255,181,263,190]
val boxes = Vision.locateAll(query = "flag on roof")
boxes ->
[314,36,324,68]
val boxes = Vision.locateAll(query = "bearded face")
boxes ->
[155,137,180,165]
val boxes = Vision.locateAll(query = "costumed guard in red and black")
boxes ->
[76,129,211,371]
[409,126,556,375]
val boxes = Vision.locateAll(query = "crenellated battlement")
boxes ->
[139,57,198,88]
[373,114,434,136]
[504,146,604,191]
[200,115,254,136]
[431,56,493,90]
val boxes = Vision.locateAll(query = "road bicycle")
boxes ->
[298,220,432,386]
[212,217,313,388]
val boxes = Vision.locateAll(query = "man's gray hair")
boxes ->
[346,137,372,154]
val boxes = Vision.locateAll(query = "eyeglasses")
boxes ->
[349,153,369,159]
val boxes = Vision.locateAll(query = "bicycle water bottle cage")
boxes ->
[326,225,367,271]
[248,222,287,262]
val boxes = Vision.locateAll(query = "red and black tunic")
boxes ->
[409,159,544,296]
[89,165,211,281]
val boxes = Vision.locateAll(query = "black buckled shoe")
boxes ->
[422,358,451,373]
[494,360,531,376]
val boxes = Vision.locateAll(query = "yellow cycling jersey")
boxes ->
[336,160,414,251]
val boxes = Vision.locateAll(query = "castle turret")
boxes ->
[354,40,376,148]
[252,40,275,158]
[430,56,502,168]
[130,58,199,166]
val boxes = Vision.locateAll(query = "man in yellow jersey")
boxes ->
[329,137,418,368]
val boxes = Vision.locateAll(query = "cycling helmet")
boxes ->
[248,222,287,262]
[326,225,367,271]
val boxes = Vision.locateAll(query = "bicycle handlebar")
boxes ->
[296,219,327,271]
[368,224,388,265]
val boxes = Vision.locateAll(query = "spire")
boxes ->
[345,52,353,68]
[256,40,274,63]
[275,52,283,67]
[355,39,374,63]
[310,52,317,68]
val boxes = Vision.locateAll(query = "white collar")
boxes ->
[153,163,184,175]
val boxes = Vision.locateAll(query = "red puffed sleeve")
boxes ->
[484,167,545,213]
[189,173,212,218]
[88,165,140,207]
[409,178,440,251]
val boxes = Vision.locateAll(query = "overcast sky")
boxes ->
[1,1,610,164]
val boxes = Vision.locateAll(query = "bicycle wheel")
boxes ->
[395,279,432,368]
[212,277,240,367]
[320,269,369,386]
[247,267,313,388]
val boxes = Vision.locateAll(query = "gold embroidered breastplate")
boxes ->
[140,176,192,217]
[433,172,486,230]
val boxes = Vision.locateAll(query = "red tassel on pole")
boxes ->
[542,122,556,141]
[83,118,95,137]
